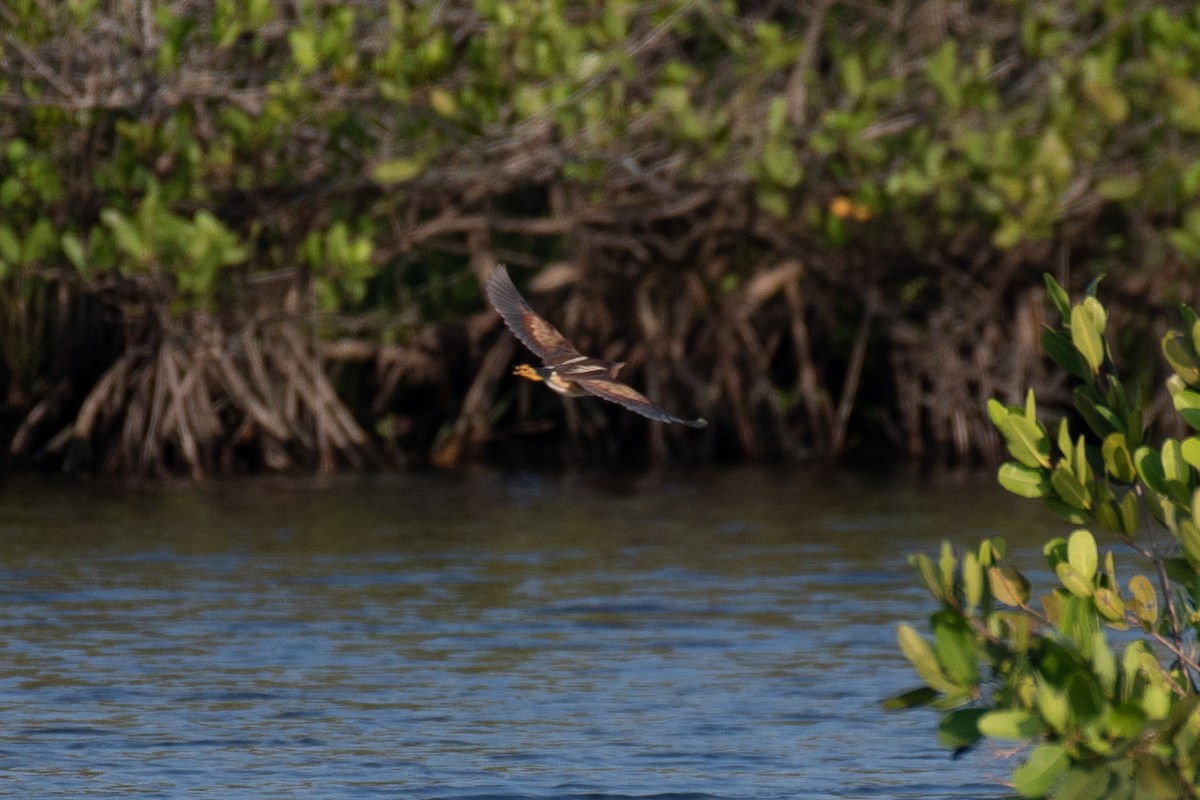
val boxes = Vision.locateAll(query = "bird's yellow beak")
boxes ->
[513,364,543,382]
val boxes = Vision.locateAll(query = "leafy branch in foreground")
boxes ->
[888,275,1200,799]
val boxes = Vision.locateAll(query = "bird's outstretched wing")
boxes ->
[575,376,708,428]
[485,266,581,365]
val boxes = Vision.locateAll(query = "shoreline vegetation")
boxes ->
[893,280,1200,798]
[1,2,1199,476]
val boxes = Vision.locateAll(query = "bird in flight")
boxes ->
[484,266,707,428]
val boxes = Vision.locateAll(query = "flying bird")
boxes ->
[484,266,707,428]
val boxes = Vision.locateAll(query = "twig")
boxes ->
[1132,483,1193,688]
[831,289,877,455]
[1,31,80,101]
[785,0,833,129]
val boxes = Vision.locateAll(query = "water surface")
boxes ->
[0,468,1044,798]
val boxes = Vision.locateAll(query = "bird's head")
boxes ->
[513,364,544,382]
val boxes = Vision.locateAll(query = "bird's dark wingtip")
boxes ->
[486,264,510,285]
[484,265,517,306]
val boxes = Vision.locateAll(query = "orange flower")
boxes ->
[829,196,871,221]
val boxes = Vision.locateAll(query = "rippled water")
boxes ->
[0,468,1044,798]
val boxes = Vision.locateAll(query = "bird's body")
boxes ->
[512,362,612,397]
[485,266,707,428]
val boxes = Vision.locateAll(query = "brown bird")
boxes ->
[485,266,707,428]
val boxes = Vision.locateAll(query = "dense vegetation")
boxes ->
[892,279,1200,798]
[1,1,1200,474]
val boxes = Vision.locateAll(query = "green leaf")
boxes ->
[1044,537,1068,570]
[1132,753,1183,799]
[998,462,1050,498]
[428,86,457,119]
[962,551,983,611]
[1071,301,1105,374]
[1122,640,1148,685]
[1163,331,1200,386]
[978,537,1003,566]
[1144,684,1172,721]
[925,39,960,105]
[1188,315,1200,357]
[1102,433,1136,482]
[1125,405,1144,449]
[1134,446,1168,495]
[756,185,790,218]
[1117,491,1139,536]
[1178,518,1200,564]
[288,28,319,73]
[1164,556,1198,586]
[373,154,430,184]
[0,225,19,264]
[1052,766,1116,800]
[1036,680,1071,731]
[932,610,978,686]
[1128,574,1158,628]
[1045,497,1089,524]
[1041,327,1090,380]
[1067,529,1097,580]
[1041,590,1065,627]
[1012,742,1068,798]
[881,686,939,710]
[937,707,985,750]
[1097,175,1139,200]
[1050,464,1091,510]
[1065,671,1104,724]
[1036,129,1072,183]
[1161,437,1190,485]
[1091,628,1118,692]
[1106,702,1147,739]
[977,709,1044,740]
[896,623,958,694]
[989,565,1030,606]
[1172,388,1200,431]
[1093,586,1125,622]
[1056,418,1073,469]
[1073,386,1121,437]
[986,397,1010,428]
[910,552,944,601]
[1186,307,1200,337]
[984,537,1007,560]
[1094,500,1122,534]
[997,414,1051,469]
[1074,435,1089,484]
[60,232,86,270]
[1043,273,1071,320]
[101,208,152,265]
[1056,562,1094,598]
[1182,436,1200,470]
[938,540,956,600]
[761,144,802,188]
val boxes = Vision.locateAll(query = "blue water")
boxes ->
[0,469,1037,798]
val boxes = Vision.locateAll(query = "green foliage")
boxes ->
[5,2,1200,468]
[301,221,375,311]
[5,1,1200,316]
[98,182,248,301]
[891,276,1200,798]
